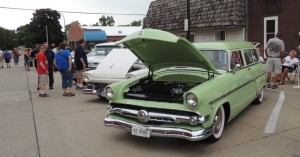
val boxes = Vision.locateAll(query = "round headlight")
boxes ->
[83,75,89,82]
[104,87,114,99]
[186,93,198,107]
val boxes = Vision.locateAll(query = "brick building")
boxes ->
[67,21,142,50]
[248,0,300,52]
[144,0,300,52]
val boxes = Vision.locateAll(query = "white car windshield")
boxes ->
[92,46,121,57]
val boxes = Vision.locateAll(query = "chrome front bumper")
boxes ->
[82,87,96,95]
[103,117,213,141]
[82,86,105,96]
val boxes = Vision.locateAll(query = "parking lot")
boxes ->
[0,62,300,157]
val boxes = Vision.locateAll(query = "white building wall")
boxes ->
[171,27,245,42]
[226,27,245,41]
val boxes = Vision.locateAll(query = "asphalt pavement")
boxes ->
[0,59,300,157]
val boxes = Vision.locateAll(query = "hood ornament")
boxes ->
[109,63,115,69]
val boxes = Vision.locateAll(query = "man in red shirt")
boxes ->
[37,45,49,97]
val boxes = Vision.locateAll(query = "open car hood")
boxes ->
[117,29,218,74]
[93,49,138,78]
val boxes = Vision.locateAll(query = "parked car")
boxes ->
[82,48,147,97]
[87,42,126,70]
[103,29,267,142]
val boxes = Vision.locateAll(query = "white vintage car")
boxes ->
[87,42,126,70]
[83,48,147,97]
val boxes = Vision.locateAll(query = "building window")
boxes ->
[264,16,278,46]
[215,30,226,40]
[181,34,194,42]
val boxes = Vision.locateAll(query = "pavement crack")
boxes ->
[26,71,41,157]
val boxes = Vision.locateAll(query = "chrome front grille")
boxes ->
[107,105,210,125]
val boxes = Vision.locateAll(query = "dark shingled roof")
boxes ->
[144,0,245,31]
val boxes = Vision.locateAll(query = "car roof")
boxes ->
[193,41,255,51]
[95,42,118,46]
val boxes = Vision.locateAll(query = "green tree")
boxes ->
[0,27,18,50]
[65,23,71,32]
[29,8,64,46]
[16,24,32,47]
[92,23,99,26]
[99,15,115,26]
[131,20,142,26]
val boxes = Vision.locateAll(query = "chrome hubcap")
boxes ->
[213,109,223,134]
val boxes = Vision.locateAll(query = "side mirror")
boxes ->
[233,64,241,74]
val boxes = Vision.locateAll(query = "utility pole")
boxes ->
[46,25,49,44]
[59,11,67,41]
[186,0,191,41]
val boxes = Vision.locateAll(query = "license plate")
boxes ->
[132,125,150,138]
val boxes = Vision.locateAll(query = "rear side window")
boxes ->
[243,49,259,65]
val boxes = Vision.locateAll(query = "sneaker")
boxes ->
[266,83,271,88]
[39,93,50,97]
[49,87,54,90]
[271,84,278,89]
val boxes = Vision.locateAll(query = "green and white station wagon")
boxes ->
[103,29,266,142]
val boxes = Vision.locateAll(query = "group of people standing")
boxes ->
[29,39,87,97]
[265,32,299,89]
[0,48,21,68]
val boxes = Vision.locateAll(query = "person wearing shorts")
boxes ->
[280,50,299,84]
[265,32,285,89]
[4,49,11,68]
[74,39,87,90]
[37,45,49,97]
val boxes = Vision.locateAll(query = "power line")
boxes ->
[0,6,146,16]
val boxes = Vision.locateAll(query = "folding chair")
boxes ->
[287,65,299,84]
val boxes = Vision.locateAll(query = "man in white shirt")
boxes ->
[280,50,299,84]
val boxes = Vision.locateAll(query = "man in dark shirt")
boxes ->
[74,39,88,90]
[30,44,39,69]
[44,43,55,89]
[30,44,40,90]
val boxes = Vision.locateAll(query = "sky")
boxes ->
[0,0,154,30]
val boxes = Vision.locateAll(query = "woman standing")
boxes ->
[24,48,30,71]
[12,48,20,67]
[55,42,75,97]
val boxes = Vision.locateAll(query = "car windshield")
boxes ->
[201,50,228,71]
[91,46,121,57]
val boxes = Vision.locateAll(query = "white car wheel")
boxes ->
[207,105,225,142]
[253,87,264,104]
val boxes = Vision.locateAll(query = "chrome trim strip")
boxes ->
[109,107,210,124]
[104,117,213,141]
[209,72,266,105]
